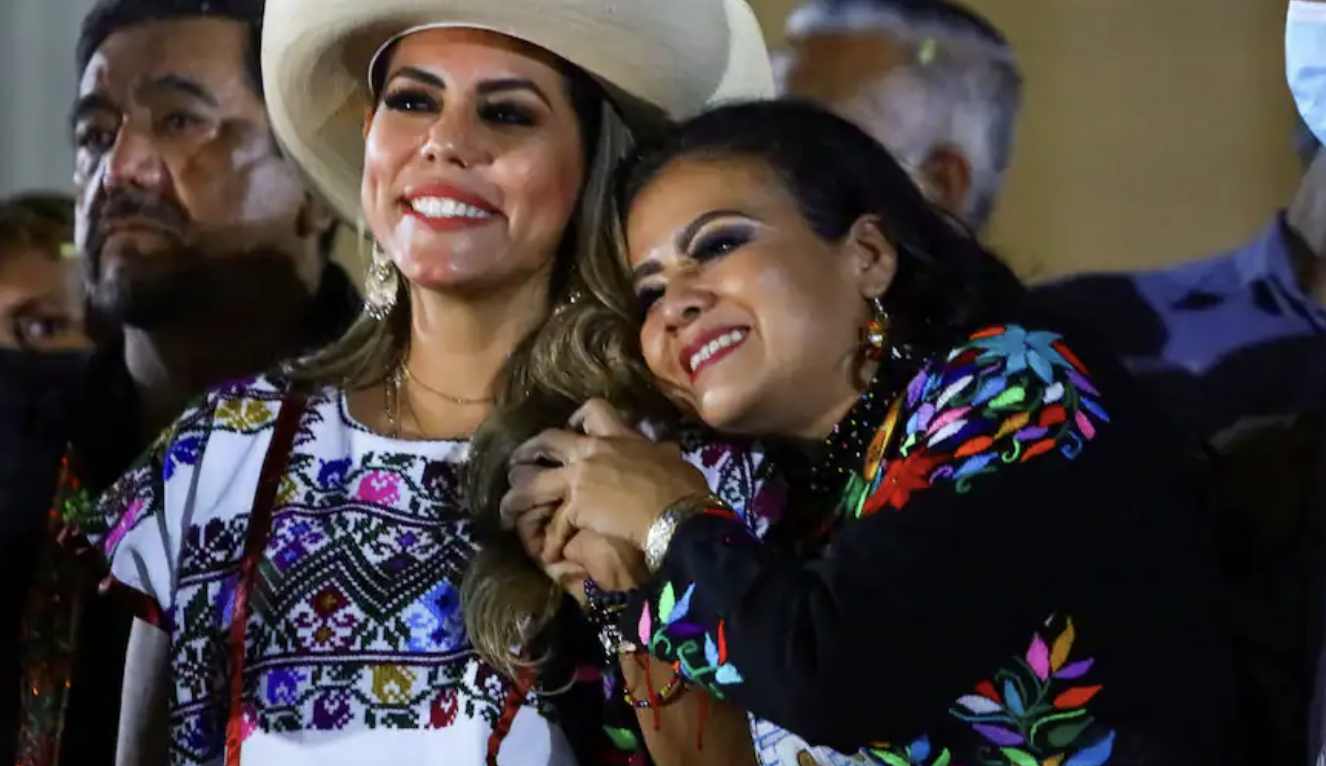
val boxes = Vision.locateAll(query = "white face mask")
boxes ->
[1287,1,1326,145]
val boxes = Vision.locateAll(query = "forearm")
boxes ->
[116,618,170,766]
[622,653,756,766]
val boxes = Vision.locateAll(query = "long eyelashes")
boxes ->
[382,89,537,127]
[689,225,753,261]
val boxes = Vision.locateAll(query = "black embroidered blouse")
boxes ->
[617,322,1240,766]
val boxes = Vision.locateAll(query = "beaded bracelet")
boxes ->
[622,663,688,709]
[584,579,639,657]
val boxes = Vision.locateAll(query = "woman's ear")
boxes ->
[843,215,897,300]
[918,145,973,222]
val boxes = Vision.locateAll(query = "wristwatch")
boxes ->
[644,493,728,574]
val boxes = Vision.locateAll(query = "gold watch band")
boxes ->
[644,492,729,573]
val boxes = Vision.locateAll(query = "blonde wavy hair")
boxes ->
[286,64,669,680]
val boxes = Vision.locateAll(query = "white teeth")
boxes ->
[689,330,746,373]
[409,197,495,219]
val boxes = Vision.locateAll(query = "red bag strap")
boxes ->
[223,384,308,766]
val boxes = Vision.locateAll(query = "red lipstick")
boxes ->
[680,326,749,381]
[401,182,502,232]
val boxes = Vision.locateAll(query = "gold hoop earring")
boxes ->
[364,243,398,320]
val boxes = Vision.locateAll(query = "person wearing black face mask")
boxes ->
[0,193,92,765]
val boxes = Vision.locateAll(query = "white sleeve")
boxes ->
[677,433,779,538]
[86,393,220,623]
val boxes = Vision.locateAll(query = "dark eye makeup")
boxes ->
[633,220,756,317]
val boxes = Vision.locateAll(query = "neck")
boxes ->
[404,278,552,407]
[799,357,881,445]
[125,292,310,438]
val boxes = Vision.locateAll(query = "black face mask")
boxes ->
[0,348,89,543]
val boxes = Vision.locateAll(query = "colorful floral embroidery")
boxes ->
[638,581,744,697]
[213,396,278,432]
[635,504,750,699]
[952,617,1115,766]
[843,325,1108,519]
[865,736,953,766]
[85,378,765,766]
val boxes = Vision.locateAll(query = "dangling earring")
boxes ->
[554,287,584,315]
[862,296,890,361]
[364,243,398,320]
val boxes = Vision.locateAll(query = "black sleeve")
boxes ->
[619,327,1121,751]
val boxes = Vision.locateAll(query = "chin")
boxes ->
[693,382,763,436]
[396,246,509,289]
[395,254,477,289]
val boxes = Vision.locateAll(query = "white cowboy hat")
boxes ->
[261,0,775,222]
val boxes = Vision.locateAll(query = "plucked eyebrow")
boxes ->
[387,67,552,108]
[674,209,747,254]
[632,258,663,282]
[477,77,551,107]
[630,209,752,283]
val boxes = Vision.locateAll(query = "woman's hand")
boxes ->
[511,502,647,602]
[562,531,650,601]
[501,399,710,561]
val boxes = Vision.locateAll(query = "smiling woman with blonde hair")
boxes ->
[84,0,773,764]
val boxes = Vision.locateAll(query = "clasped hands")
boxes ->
[499,398,710,602]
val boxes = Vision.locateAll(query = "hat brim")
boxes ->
[261,0,774,224]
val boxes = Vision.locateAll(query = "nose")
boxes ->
[420,111,492,168]
[102,124,169,193]
[657,279,715,333]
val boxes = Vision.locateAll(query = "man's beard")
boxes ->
[82,189,315,334]
[88,242,206,331]
[84,187,202,331]
[88,244,313,333]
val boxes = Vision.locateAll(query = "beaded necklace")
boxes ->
[803,357,919,497]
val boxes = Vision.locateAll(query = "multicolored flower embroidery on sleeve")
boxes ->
[951,616,1115,766]
[863,737,951,766]
[844,325,1109,519]
[634,506,750,699]
[75,387,220,554]
[854,617,1112,766]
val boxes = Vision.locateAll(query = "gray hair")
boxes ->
[782,0,1023,228]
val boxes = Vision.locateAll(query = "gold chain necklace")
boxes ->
[382,362,491,440]
[400,363,494,405]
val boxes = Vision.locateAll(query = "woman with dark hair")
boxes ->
[499,101,1240,766]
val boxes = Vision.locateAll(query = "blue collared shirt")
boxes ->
[1035,216,1326,437]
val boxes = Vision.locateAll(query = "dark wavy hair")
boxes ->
[0,192,73,260]
[461,98,1028,680]
[618,98,1027,359]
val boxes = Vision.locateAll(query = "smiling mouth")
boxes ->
[406,197,498,220]
[687,329,748,379]
[401,196,502,233]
